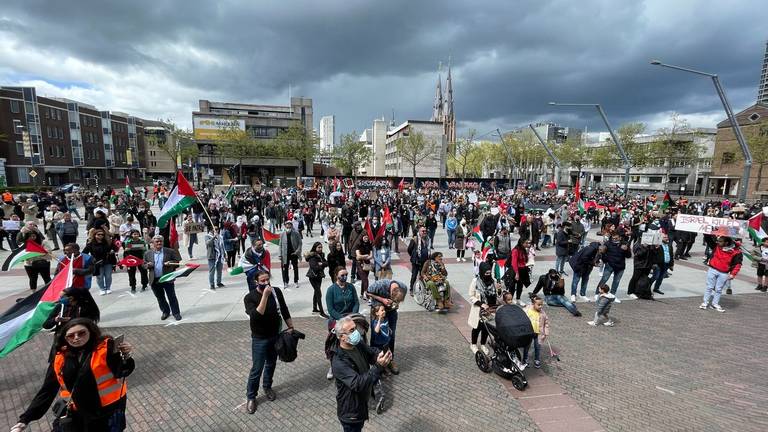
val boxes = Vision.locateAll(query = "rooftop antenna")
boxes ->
[391,108,395,127]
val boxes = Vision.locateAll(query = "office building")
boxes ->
[711,103,768,198]
[319,115,335,153]
[0,86,146,187]
[759,40,768,105]
[142,120,180,178]
[385,120,447,178]
[193,97,313,185]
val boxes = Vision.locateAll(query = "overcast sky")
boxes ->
[1,0,765,141]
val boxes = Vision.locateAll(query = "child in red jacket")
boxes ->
[701,236,742,312]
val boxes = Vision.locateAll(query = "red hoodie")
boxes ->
[708,245,742,276]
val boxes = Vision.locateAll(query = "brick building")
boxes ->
[0,86,146,188]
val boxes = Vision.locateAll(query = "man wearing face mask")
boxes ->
[56,243,95,290]
[331,316,392,432]
[240,238,272,291]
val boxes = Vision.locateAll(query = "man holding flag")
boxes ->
[143,235,183,321]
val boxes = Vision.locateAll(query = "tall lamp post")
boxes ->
[528,124,561,186]
[548,102,631,195]
[649,60,752,201]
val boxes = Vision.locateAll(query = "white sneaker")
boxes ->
[470,344,479,354]
[99,290,107,296]
[580,295,591,303]
[629,294,638,299]
[517,300,527,307]
[106,289,112,294]
[613,298,621,304]
[603,321,615,327]
[480,345,490,355]
[570,295,577,302]
[712,304,725,313]
[326,367,334,380]
[587,321,597,326]
[699,302,708,310]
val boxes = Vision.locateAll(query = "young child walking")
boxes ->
[523,295,550,369]
[589,283,615,326]
[370,305,391,414]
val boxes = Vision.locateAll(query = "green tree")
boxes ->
[618,122,649,167]
[554,136,588,174]
[650,113,703,187]
[396,131,437,186]
[274,124,318,175]
[213,123,255,184]
[331,132,372,180]
[745,124,768,192]
[448,129,484,186]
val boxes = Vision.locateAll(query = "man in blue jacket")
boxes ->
[594,232,632,303]
[332,316,392,432]
[568,241,606,303]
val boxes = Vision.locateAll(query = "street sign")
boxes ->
[29,170,38,178]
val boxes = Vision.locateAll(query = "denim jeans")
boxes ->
[96,262,113,291]
[447,229,456,247]
[570,268,590,297]
[541,234,551,247]
[246,335,278,399]
[651,262,670,291]
[545,295,580,316]
[596,263,624,295]
[208,259,223,286]
[555,255,567,273]
[704,267,730,306]
[523,335,541,363]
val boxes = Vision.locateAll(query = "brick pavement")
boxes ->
[0,312,539,432]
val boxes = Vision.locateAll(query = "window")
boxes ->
[46,126,52,138]
[16,141,24,156]
[721,152,736,165]
[10,100,20,113]
[44,108,50,119]
[58,128,64,139]
[648,176,663,183]
[17,168,30,184]
[749,113,761,122]
[630,175,640,183]
[13,119,23,134]
[49,146,54,157]
[57,110,62,121]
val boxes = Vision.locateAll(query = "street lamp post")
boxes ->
[529,124,562,186]
[548,102,631,195]
[650,60,752,201]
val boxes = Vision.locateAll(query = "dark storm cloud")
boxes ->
[1,0,765,135]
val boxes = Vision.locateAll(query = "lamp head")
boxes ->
[548,102,557,106]
[650,60,661,65]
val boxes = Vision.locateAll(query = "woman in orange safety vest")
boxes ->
[10,318,134,432]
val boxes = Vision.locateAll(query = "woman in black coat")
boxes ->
[327,241,347,279]
[305,242,329,318]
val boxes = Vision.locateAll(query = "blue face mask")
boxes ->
[347,329,362,345]
[60,297,69,306]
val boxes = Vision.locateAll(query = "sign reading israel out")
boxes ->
[193,116,246,140]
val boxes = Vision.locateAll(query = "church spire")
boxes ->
[431,73,443,122]
[444,64,453,118]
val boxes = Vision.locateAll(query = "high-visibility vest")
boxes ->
[2,192,12,202]
[53,338,126,409]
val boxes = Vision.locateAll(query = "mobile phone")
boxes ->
[112,334,124,353]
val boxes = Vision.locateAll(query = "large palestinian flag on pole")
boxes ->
[124,175,134,197]
[471,226,484,245]
[158,170,197,228]
[2,240,48,271]
[748,208,768,243]
[0,261,73,358]
[658,192,672,212]
[575,176,585,214]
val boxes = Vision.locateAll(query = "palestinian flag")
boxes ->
[224,182,235,205]
[575,177,585,214]
[493,259,507,280]
[117,255,143,267]
[0,261,72,358]
[481,244,493,261]
[383,206,394,230]
[2,240,48,271]
[471,226,484,245]
[228,266,245,276]
[263,228,280,246]
[398,178,405,193]
[748,210,768,243]
[158,263,200,283]
[158,170,197,228]
[742,248,757,263]
[109,189,118,205]
[659,192,672,212]
[124,175,134,197]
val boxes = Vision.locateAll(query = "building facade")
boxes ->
[759,41,768,105]
[0,86,146,188]
[193,97,313,185]
[710,103,768,199]
[319,115,335,153]
[384,121,447,178]
[142,120,179,179]
[357,128,374,176]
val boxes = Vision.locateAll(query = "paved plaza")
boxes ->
[1,217,767,431]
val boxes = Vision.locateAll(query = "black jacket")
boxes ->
[568,242,601,275]
[532,274,565,297]
[554,230,569,257]
[275,329,306,362]
[601,240,632,271]
[331,342,383,424]
[632,243,655,270]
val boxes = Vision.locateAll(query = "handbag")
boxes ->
[359,261,372,272]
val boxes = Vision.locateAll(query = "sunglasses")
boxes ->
[65,329,88,341]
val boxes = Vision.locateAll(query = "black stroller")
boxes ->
[474,304,535,391]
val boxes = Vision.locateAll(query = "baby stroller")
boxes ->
[474,304,534,391]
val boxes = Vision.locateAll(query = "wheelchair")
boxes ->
[412,277,437,312]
